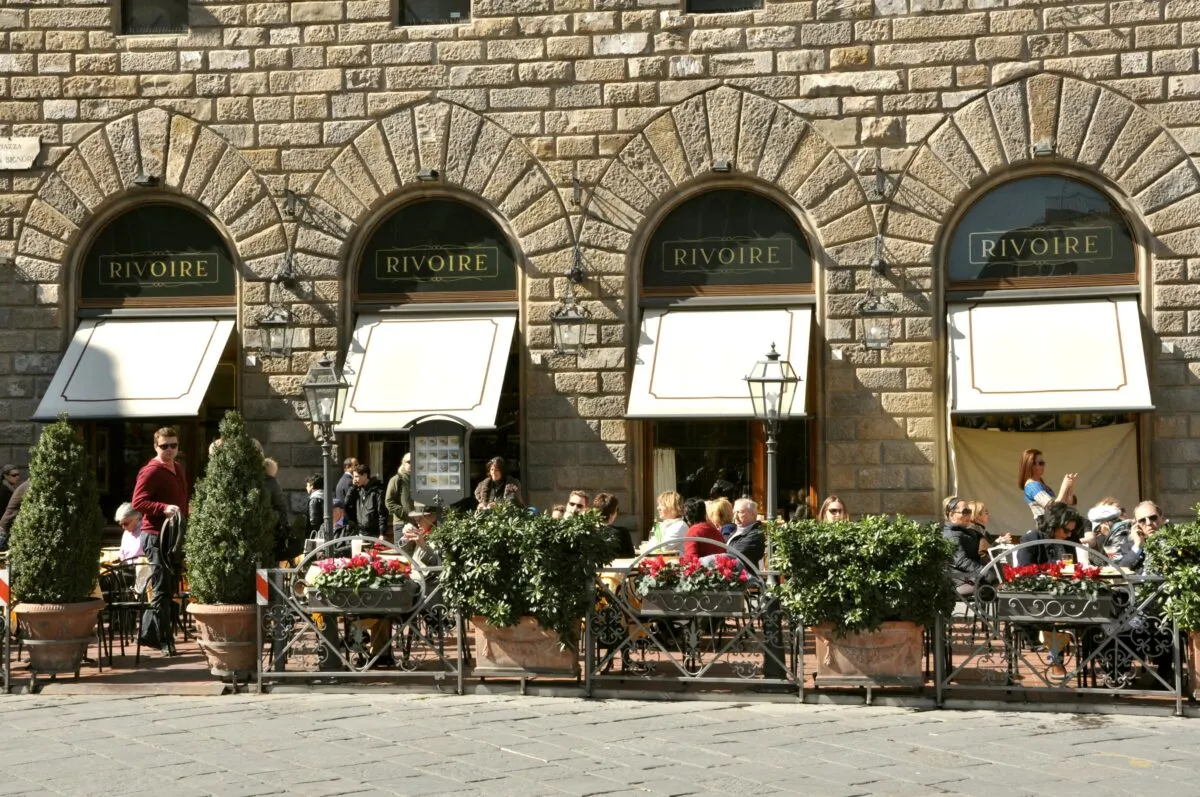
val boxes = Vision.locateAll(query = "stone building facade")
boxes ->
[3,0,1200,528]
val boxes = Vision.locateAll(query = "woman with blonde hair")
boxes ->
[651,490,688,551]
[706,497,735,540]
[817,495,848,523]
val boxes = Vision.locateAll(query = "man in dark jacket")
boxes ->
[0,464,20,518]
[0,478,30,551]
[334,457,357,509]
[726,498,766,566]
[346,463,387,539]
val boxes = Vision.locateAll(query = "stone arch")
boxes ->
[884,73,1200,264]
[301,99,573,286]
[15,108,288,292]
[578,85,877,272]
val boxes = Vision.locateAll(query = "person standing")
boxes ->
[385,453,414,538]
[0,478,30,551]
[346,463,387,539]
[0,464,21,515]
[334,457,358,509]
[305,474,325,537]
[1018,448,1077,521]
[132,426,189,656]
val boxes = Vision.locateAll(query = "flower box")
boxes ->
[306,583,417,613]
[995,592,1114,624]
[639,589,745,617]
[811,621,924,684]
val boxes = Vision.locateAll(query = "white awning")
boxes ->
[33,317,235,421]
[627,307,813,419]
[947,297,1152,414]
[337,312,517,432]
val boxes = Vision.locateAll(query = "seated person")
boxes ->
[943,497,988,597]
[707,497,735,542]
[968,500,1014,545]
[649,490,688,552]
[683,497,724,559]
[1014,502,1083,567]
[592,492,634,559]
[724,498,765,568]
[1107,500,1165,572]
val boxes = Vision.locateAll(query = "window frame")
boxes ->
[112,0,190,37]
[939,168,1142,293]
[392,0,472,27]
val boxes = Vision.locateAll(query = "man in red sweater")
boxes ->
[132,426,189,655]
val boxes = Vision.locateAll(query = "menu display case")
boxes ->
[409,418,470,507]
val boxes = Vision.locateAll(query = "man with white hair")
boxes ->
[726,498,766,567]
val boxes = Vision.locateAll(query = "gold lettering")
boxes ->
[980,239,996,259]
[428,255,445,272]
[1064,236,1079,254]
[1084,235,1098,254]
[385,255,400,274]
[718,248,735,265]
[674,248,688,267]
[475,253,487,271]
[195,258,209,278]
[1029,237,1048,256]
[766,246,780,264]
[108,261,122,279]
[749,247,763,264]
[179,261,193,277]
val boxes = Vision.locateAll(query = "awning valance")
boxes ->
[947,297,1152,414]
[336,312,516,432]
[32,317,235,421]
[626,307,813,419]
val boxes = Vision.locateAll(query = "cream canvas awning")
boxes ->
[33,317,235,421]
[947,297,1152,414]
[336,312,517,432]
[627,307,813,419]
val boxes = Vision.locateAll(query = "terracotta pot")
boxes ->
[470,615,577,675]
[187,603,259,677]
[811,621,924,683]
[15,600,102,677]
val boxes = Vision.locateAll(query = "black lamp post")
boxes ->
[745,344,799,524]
[301,355,349,541]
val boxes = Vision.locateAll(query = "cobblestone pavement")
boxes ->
[0,692,1197,796]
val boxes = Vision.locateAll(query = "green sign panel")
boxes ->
[80,204,235,303]
[358,199,516,298]
[644,189,813,290]
[948,175,1135,283]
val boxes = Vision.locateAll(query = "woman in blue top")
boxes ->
[1018,448,1077,521]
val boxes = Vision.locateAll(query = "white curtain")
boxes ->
[951,423,1139,537]
[369,441,384,485]
[653,448,677,499]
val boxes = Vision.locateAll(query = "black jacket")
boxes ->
[1104,520,1145,569]
[307,489,325,535]
[727,522,766,568]
[347,478,387,538]
[604,524,634,559]
[944,520,987,585]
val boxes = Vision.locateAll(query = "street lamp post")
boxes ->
[744,344,800,524]
[301,355,350,542]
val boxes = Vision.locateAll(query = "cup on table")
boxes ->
[1061,553,1075,567]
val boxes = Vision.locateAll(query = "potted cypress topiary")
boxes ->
[184,411,276,678]
[8,415,105,681]
[770,515,955,685]
[1144,513,1200,699]
[431,502,612,675]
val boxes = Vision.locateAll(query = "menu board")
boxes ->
[414,434,462,491]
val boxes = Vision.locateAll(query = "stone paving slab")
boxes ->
[0,693,1198,796]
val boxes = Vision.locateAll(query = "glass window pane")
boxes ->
[946,175,1136,284]
[655,420,751,502]
[686,0,762,12]
[122,0,188,35]
[400,0,471,25]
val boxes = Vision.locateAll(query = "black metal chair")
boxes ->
[98,561,150,666]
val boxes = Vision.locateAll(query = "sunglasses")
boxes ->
[1136,514,1159,525]
[1034,460,1046,466]
[954,507,973,515]
[157,442,179,449]
[827,508,845,515]
[4,471,17,478]
[568,501,586,509]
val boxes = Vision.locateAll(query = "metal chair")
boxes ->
[98,561,150,666]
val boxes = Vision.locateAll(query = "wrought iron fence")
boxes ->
[256,537,463,692]
[935,539,1185,715]
[584,542,801,696]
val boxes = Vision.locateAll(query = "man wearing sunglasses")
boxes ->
[563,490,589,518]
[132,427,189,655]
[1108,500,1165,571]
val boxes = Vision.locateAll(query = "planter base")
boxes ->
[812,622,924,685]
[470,616,577,676]
[187,603,259,678]
[15,600,103,679]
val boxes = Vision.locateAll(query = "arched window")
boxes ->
[945,175,1136,289]
[642,189,813,295]
[79,203,235,307]
[355,198,516,302]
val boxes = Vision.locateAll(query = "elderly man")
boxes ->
[1108,500,1165,571]
[726,498,766,567]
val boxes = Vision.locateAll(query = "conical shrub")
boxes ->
[10,415,104,604]
[183,410,276,604]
